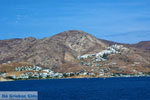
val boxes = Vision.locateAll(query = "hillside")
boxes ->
[0,30,150,79]
[0,30,109,69]
[130,41,150,50]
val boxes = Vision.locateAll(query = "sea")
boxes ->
[0,77,150,100]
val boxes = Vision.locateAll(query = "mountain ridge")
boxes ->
[0,30,108,68]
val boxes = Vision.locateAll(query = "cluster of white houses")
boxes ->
[78,44,128,62]
[12,66,63,79]
[8,71,64,79]
[15,66,42,71]
[78,44,130,69]
[0,66,99,80]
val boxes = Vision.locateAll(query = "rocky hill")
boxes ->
[129,41,150,50]
[0,30,150,77]
[0,30,108,69]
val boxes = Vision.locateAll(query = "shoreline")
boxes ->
[0,76,150,82]
[0,77,13,82]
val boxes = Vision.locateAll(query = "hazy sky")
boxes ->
[0,0,150,43]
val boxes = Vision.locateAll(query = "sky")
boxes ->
[0,0,150,43]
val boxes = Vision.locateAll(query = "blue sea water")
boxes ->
[0,77,150,100]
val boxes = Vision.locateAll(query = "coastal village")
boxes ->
[0,44,150,81]
[0,65,148,81]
